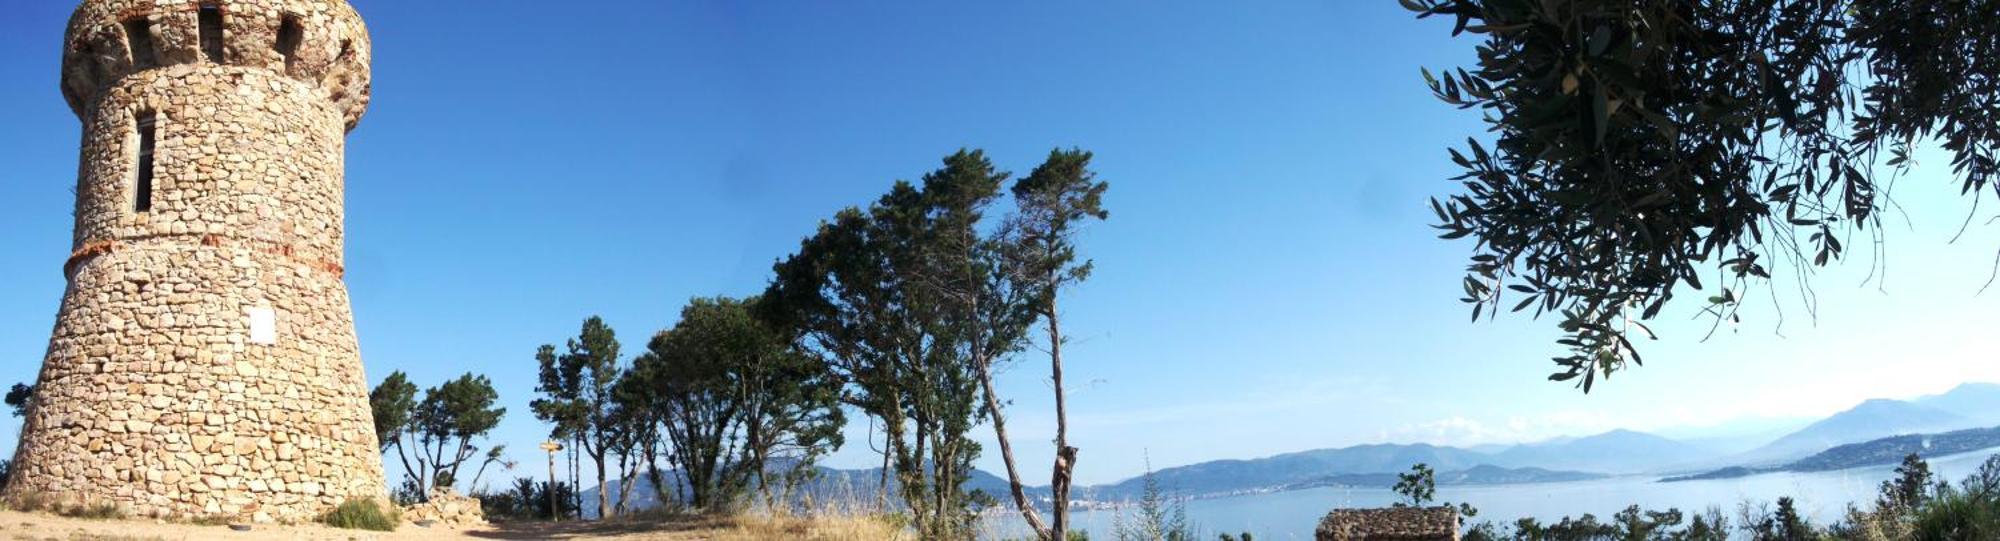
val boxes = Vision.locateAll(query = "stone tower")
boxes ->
[8,0,382,522]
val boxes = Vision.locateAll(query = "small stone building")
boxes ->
[1316,507,1461,541]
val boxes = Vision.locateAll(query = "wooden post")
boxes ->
[540,441,564,522]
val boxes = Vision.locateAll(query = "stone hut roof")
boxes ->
[1315,506,1460,541]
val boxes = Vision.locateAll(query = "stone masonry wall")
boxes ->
[7,0,382,524]
[1316,507,1461,541]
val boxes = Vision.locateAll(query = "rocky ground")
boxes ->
[0,510,905,541]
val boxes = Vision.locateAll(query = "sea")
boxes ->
[980,449,2000,540]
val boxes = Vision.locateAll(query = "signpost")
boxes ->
[539,440,564,522]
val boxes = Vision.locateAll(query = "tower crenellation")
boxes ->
[61,0,371,128]
[11,0,385,523]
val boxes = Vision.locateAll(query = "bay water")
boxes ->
[983,450,1999,540]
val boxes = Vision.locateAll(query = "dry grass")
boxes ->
[708,513,910,541]
[0,496,909,540]
[4,493,126,522]
[21,535,165,541]
[534,508,911,541]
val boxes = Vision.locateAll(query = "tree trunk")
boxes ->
[878,445,891,509]
[877,424,892,512]
[594,448,611,520]
[614,450,633,516]
[445,435,474,490]
[673,467,688,507]
[755,448,775,512]
[1047,300,1078,540]
[392,433,420,495]
[644,432,670,509]
[569,437,583,519]
[469,456,494,493]
[547,446,561,522]
[976,354,1053,539]
[910,422,932,535]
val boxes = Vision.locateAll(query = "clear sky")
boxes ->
[2,1,1998,489]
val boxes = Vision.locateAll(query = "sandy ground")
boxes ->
[0,510,869,541]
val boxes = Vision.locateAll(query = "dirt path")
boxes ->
[0,510,901,541]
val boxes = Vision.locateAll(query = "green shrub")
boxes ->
[59,502,126,520]
[5,491,50,512]
[321,498,399,532]
[1909,489,2000,541]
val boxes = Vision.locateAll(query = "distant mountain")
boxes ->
[1076,443,1493,501]
[569,384,2000,512]
[1788,426,2000,473]
[1916,383,2000,427]
[1283,465,1605,491]
[1489,430,1713,474]
[1729,399,1972,466]
[1440,464,1607,485]
[1660,466,1762,482]
[1662,416,1816,457]
[1665,425,2000,482]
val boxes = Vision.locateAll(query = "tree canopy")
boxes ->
[624,296,844,511]
[414,373,507,488]
[370,371,505,499]
[1408,0,2000,390]
[762,149,1021,538]
[531,316,625,518]
[5,383,34,418]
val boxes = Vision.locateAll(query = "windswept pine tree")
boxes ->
[622,297,844,511]
[531,317,623,519]
[763,150,1024,539]
[368,371,506,500]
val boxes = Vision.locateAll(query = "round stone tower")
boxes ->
[8,0,382,522]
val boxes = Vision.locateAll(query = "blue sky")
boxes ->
[3,1,1998,489]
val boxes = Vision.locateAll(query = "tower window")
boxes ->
[198,4,225,63]
[276,15,303,72]
[134,113,156,213]
[77,42,106,87]
[123,17,155,69]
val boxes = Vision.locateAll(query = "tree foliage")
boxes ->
[763,149,1021,539]
[369,371,505,498]
[1484,505,1725,540]
[1394,463,1438,507]
[5,383,34,418]
[531,316,624,519]
[1743,497,1819,541]
[625,296,845,511]
[489,477,578,521]
[1878,453,1938,513]
[413,373,506,489]
[1004,148,1111,540]
[370,372,417,453]
[1407,0,2000,391]
[1111,462,1198,541]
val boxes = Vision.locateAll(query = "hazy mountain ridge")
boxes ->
[1282,465,1606,492]
[1488,429,1713,474]
[1663,424,2000,482]
[1073,443,1494,500]
[1660,384,2000,482]
[1071,384,2000,498]
[1731,392,1994,466]
[1916,383,2000,426]
[581,383,2000,508]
